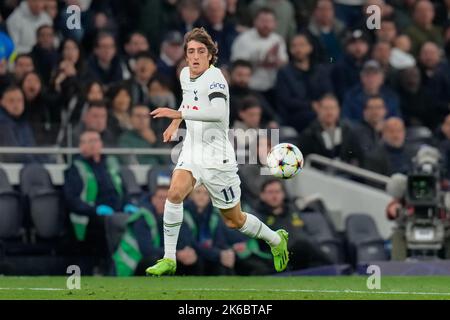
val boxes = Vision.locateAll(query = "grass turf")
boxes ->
[1,276,450,300]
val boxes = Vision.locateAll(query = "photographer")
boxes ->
[386,146,450,260]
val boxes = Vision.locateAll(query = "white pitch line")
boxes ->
[1,287,450,296]
[0,288,66,291]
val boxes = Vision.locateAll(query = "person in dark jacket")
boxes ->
[184,185,236,275]
[87,32,127,86]
[64,130,136,272]
[353,95,387,153]
[364,117,417,175]
[227,179,333,274]
[298,93,364,166]
[0,86,41,163]
[275,32,333,134]
[30,25,58,84]
[331,29,370,103]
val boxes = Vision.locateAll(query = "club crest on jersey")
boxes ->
[194,90,199,101]
[209,82,226,90]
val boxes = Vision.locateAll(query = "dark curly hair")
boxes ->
[183,27,218,66]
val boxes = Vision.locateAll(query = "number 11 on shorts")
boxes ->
[221,186,235,203]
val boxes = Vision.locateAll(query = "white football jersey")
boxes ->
[179,65,236,168]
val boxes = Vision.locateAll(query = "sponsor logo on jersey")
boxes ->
[209,82,226,90]
[194,90,199,101]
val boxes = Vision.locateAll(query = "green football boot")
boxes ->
[270,230,289,272]
[145,258,176,276]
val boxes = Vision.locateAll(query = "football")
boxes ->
[266,143,304,179]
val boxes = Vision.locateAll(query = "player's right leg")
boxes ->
[146,169,196,276]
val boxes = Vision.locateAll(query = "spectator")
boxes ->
[390,34,416,70]
[395,66,435,129]
[342,60,400,122]
[249,0,296,42]
[123,31,150,74]
[14,53,35,83]
[417,42,450,130]
[231,7,288,96]
[128,51,157,106]
[202,0,238,66]
[354,96,387,153]
[307,0,346,62]
[157,31,184,82]
[375,18,398,45]
[331,29,370,102]
[57,80,104,146]
[171,0,203,35]
[333,0,366,29]
[118,105,165,165]
[31,25,58,84]
[371,40,397,87]
[436,114,450,178]
[364,117,416,175]
[275,32,334,134]
[63,130,135,272]
[405,0,444,56]
[228,59,278,126]
[299,94,363,166]
[43,0,58,22]
[52,38,91,102]
[114,181,201,276]
[71,101,117,147]
[230,179,333,273]
[184,185,235,275]
[87,32,129,86]
[0,85,40,163]
[6,0,52,54]
[106,83,133,139]
[233,95,263,151]
[147,75,177,110]
[21,71,59,146]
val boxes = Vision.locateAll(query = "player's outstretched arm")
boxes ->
[180,97,226,122]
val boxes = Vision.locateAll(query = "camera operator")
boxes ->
[386,146,450,260]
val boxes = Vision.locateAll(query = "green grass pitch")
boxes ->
[1,276,450,300]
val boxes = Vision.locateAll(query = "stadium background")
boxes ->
[0,0,450,285]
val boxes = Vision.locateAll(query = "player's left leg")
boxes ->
[219,203,290,273]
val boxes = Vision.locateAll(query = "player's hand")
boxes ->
[163,124,178,143]
[176,247,197,266]
[150,108,182,120]
[220,249,235,268]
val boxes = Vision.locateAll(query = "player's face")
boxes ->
[186,40,212,77]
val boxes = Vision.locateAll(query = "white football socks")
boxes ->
[163,200,184,261]
[239,212,281,246]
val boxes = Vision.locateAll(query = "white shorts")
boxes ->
[174,159,241,210]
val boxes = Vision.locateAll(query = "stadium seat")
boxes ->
[147,165,173,194]
[120,166,143,205]
[0,167,22,239]
[104,214,129,255]
[20,164,64,240]
[279,126,299,145]
[345,213,388,264]
[301,212,344,264]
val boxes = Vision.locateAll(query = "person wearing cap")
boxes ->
[331,29,370,102]
[157,31,185,81]
[113,180,201,276]
[342,59,400,122]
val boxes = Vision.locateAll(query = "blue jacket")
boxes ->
[331,54,367,102]
[0,31,15,61]
[342,84,401,122]
[275,62,333,133]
